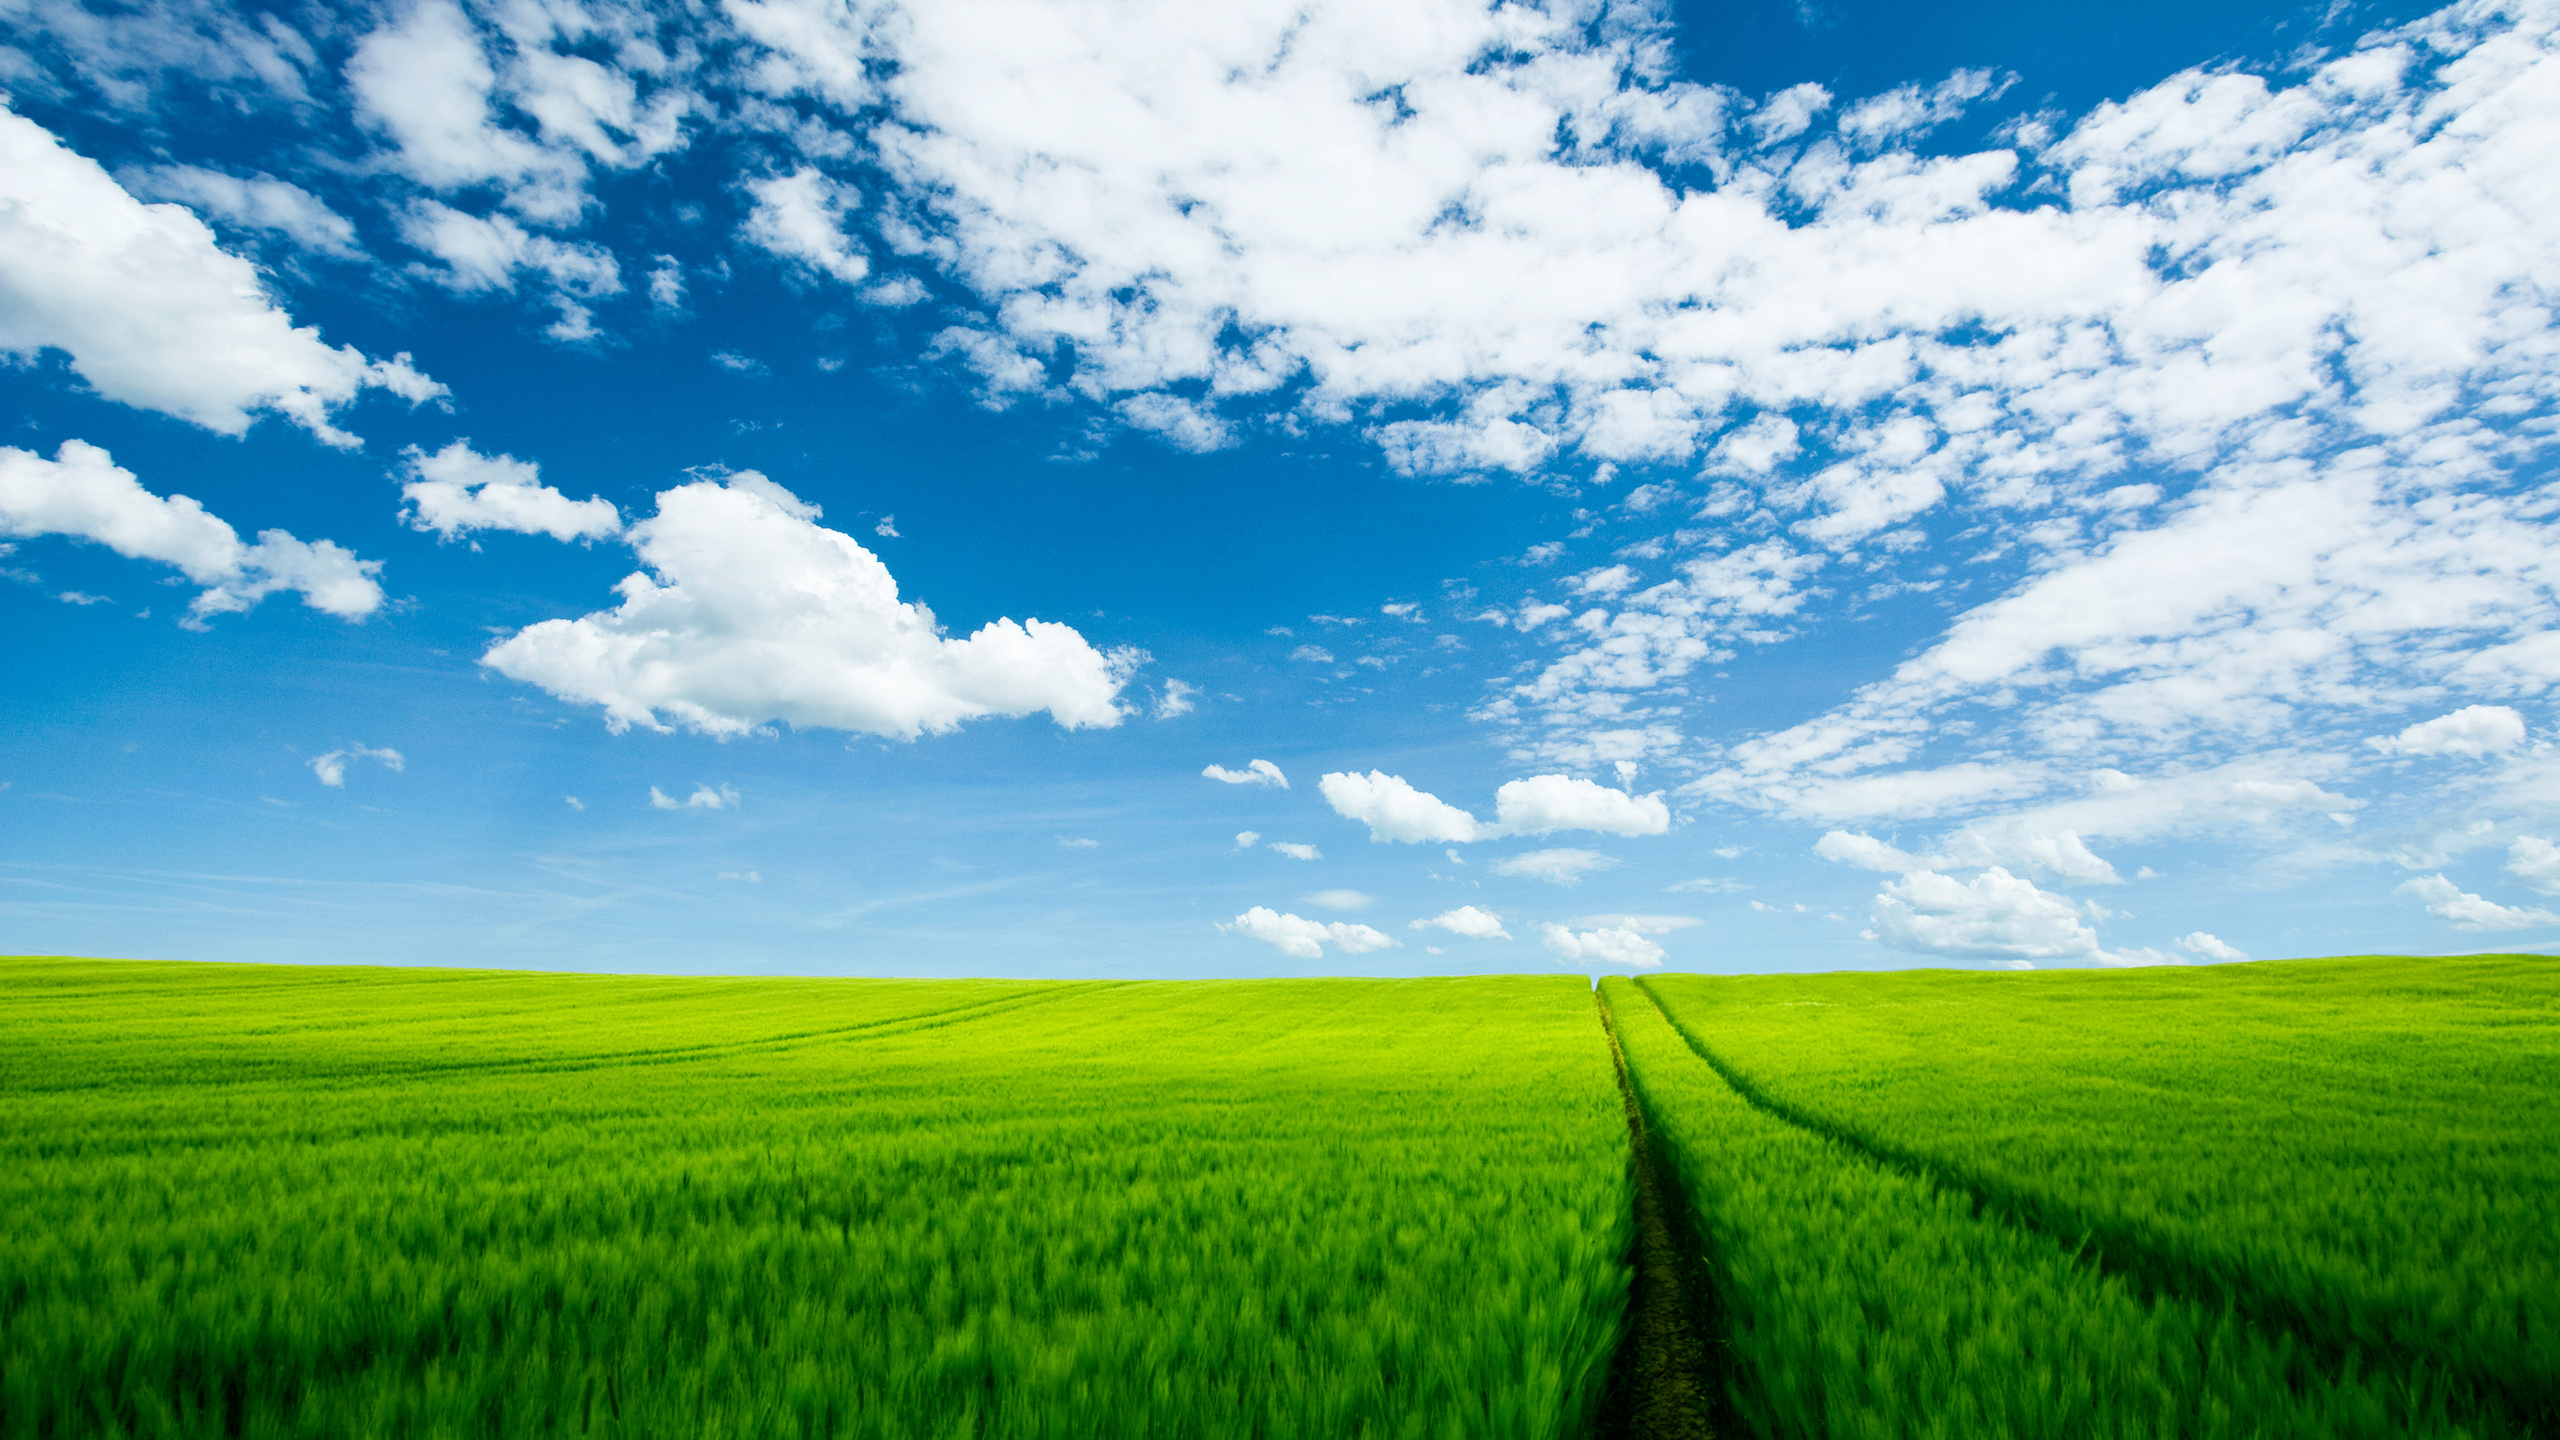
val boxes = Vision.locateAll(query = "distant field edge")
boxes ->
[1627,972,2555,1439]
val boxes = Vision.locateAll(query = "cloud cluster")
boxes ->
[400,441,621,543]
[482,470,1140,738]
[1220,906,1396,959]
[1,107,441,444]
[0,441,384,622]
[1317,769,1666,843]
[1203,758,1287,788]
[1413,906,1509,940]
[1537,922,1664,968]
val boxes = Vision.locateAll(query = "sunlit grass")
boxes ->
[0,959,1629,1438]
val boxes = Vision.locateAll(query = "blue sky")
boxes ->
[7,0,2560,977]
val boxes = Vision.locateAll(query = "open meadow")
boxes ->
[2,953,2554,1438]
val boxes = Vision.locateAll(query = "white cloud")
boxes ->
[1413,905,1509,940]
[2369,705,2528,758]
[1813,830,1923,872]
[1056,835,1099,848]
[1154,679,1200,717]
[1234,829,1260,849]
[1319,770,1488,843]
[395,201,622,339]
[1493,774,1670,837]
[1269,841,1321,860]
[399,441,621,543]
[1289,644,1335,664]
[1865,867,2100,962]
[0,106,440,445]
[0,440,384,622]
[310,743,403,788]
[565,795,585,810]
[347,0,693,224]
[482,470,1140,738]
[2506,836,2560,895]
[1303,888,1373,910]
[651,783,739,810]
[2177,931,2248,961]
[2397,873,2560,931]
[1203,758,1287,788]
[1574,913,1701,934]
[1219,906,1397,958]
[741,167,869,284]
[123,165,361,257]
[717,870,763,883]
[1490,848,1616,886]
[1537,922,1664,968]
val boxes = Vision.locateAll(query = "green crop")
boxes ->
[0,959,1630,1439]
[1637,956,2560,1428]
[1602,974,2503,1439]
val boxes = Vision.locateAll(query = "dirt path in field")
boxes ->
[1590,989,1722,1440]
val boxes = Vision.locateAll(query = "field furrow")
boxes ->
[1604,975,2504,1440]
[1638,958,2560,1431]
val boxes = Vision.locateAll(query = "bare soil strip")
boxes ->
[1590,988,1723,1440]
[1628,978,2550,1440]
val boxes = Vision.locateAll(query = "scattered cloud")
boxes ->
[2506,836,2560,895]
[483,471,1140,739]
[1413,905,1509,940]
[1,107,440,445]
[1494,775,1669,837]
[1303,888,1374,910]
[1204,758,1287,788]
[1234,830,1260,849]
[2369,705,2528,758]
[1574,914,1701,935]
[1056,835,1099,849]
[651,783,739,810]
[2397,874,2560,931]
[1538,922,1664,967]
[1490,848,1616,886]
[2177,931,2247,961]
[717,869,762,883]
[399,440,620,543]
[310,743,404,788]
[1864,867,2100,962]
[1155,679,1199,718]
[564,796,585,810]
[1320,771,1488,844]
[1269,841,1321,861]
[0,441,384,623]
[1219,906,1396,959]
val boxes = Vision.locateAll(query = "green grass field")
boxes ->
[2,953,2553,1437]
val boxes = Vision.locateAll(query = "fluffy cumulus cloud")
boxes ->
[1268,842,1321,860]
[1492,774,1670,837]
[0,106,441,444]
[399,441,621,543]
[1203,758,1288,788]
[0,441,384,622]
[1864,867,2100,963]
[1413,905,1510,940]
[2370,705,2529,758]
[2177,931,2247,962]
[1220,906,1397,959]
[1318,771,1490,844]
[2507,836,2560,895]
[1320,768,1672,842]
[1538,922,1664,967]
[2396,874,2560,931]
[482,471,1140,738]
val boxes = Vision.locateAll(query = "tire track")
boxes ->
[1630,977,2548,1440]
[1590,986,1722,1440]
